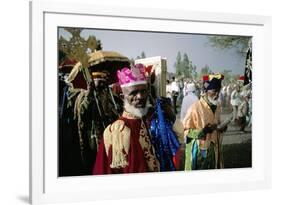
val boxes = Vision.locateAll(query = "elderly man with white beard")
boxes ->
[182,74,227,170]
[93,64,184,174]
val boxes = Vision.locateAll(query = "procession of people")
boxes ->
[58,47,252,176]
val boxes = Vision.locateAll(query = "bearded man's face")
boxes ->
[206,88,220,105]
[121,84,149,118]
[122,84,148,108]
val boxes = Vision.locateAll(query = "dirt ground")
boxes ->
[221,110,252,168]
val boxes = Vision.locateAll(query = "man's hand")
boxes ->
[217,125,228,133]
[202,123,217,134]
[86,81,97,98]
[87,81,95,91]
[160,97,176,122]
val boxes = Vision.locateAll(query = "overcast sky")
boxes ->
[59,28,247,75]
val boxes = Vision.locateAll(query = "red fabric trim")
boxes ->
[203,75,209,81]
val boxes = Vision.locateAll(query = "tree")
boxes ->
[174,51,183,77]
[130,58,135,64]
[96,39,103,51]
[208,36,253,85]
[135,51,146,60]
[191,65,198,80]
[200,65,212,77]
[208,36,251,54]
[141,51,146,59]
[182,53,190,78]
[221,69,233,84]
[174,52,198,79]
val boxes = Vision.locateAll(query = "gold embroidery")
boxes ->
[122,110,142,119]
[138,120,160,171]
[172,119,184,144]
[103,120,131,169]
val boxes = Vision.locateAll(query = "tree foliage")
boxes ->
[208,36,253,84]
[200,65,213,77]
[208,36,251,54]
[174,51,198,79]
[221,69,233,84]
[135,51,146,60]
[175,51,182,76]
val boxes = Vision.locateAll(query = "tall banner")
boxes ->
[244,46,252,85]
[135,56,167,97]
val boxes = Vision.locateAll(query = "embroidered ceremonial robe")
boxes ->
[73,88,122,175]
[182,97,224,170]
[93,111,160,174]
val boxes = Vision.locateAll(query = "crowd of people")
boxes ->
[58,53,252,176]
[167,77,252,133]
[166,75,252,169]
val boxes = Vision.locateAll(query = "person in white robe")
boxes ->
[180,83,199,121]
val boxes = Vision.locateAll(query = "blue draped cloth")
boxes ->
[191,140,207,170]
[191,140,198,170]
[149,98,180,171]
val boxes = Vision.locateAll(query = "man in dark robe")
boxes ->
[74,70,123,175]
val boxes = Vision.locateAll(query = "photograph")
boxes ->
[27,1,272,203]
[58,27,252,177]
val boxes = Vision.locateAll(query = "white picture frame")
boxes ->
[30,1,272,204]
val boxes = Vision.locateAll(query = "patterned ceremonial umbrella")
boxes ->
[58,55,77,74]
[66,62,89,90]
[88,50,131,84]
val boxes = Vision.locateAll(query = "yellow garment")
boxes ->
[182,97,224,169]
[103,120,131,169]
[208,73,223,81]
[172,119,185,144]
[138,120,160,172]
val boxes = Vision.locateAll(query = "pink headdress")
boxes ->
[117,64,147,88]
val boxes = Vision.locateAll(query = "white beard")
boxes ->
[207,96,218,105]
[124,99,149,118]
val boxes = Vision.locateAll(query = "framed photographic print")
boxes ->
[30,0,271,204]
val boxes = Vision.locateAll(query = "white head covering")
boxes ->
[186,83,196,92]
[180,83,199,120]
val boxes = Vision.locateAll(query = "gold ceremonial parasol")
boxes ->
[88,50,131,84]
[66,62,90,90]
